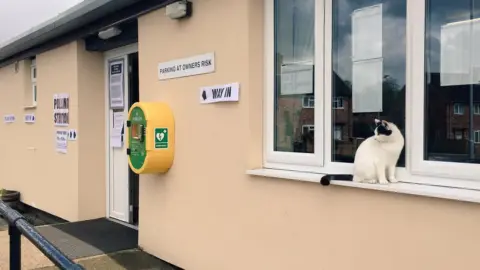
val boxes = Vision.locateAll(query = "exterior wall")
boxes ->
[137,1,480,270]
[0,43,79,220]
[76,41,106,220]
[0,41,106,221]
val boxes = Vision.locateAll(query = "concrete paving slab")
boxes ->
[34,249,181,270]
[0,230,55,270]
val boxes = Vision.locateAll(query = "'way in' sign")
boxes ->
[200,82,240,104]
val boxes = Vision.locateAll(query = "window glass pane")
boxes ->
[425,0,480,163]
[332,0,407,165]
[274,0,315,153]
[33,84,37,103]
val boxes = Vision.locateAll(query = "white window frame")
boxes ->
[302,96,315,108]
[409,0,480,188]
[332,96,344,109]
[302,125,315,134]
[453,129,463,140]
[31,58,37,106]
[453,103,464,115]
[474,103,480,115]
[264,0,480,191]
[333,125,342,141]
[474,130,480,144]
[264,0,325,171]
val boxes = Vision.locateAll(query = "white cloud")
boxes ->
[0,0,84,45]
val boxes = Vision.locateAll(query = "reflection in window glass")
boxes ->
[332,0,406,165]
[425,0,480,163]
[274,0,315,153]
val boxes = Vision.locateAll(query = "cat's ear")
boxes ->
[382,120,393,127]
[374,119,381,125]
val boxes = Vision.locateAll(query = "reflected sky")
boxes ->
[427,0,480,73]
[333,0,406,87]
[275,0,315,64]
[275,0,480,79]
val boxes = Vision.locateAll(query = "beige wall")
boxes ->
[0,41,105,221]
[76,41,106,220]
[137,1,480,270]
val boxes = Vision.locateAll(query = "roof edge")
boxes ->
[0,0,142,61]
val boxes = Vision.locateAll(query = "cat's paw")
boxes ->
[378,179,389,185]
[388,177,399,183]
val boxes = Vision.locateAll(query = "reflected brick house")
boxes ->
[275,72,355,155]
[428,73,480,159]
[275,69,408,161]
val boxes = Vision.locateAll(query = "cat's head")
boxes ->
[374,119,401,142]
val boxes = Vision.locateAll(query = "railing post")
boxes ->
[1,201,83,270]
[9,224,21,270]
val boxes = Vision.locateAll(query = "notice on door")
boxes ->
[109,60,125,109]
[111,112,124,148]
[53,93,69,126]
[158,52,215,80]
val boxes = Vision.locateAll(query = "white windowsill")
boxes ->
[246,168,480,204]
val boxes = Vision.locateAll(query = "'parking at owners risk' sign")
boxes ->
[158,52,215,80]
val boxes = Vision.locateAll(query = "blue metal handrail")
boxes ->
[0,201,83,270]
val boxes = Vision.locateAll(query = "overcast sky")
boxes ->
[0,0,83,45]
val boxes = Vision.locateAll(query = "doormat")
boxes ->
[36,218,138,260]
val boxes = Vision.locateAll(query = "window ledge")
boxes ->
[246,168,480,204]
[23,105,37,109]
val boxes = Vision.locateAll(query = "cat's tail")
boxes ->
[320,174,353,186]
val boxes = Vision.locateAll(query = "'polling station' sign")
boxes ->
[53,93,69,126]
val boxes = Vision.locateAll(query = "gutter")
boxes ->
[0,0,141,62]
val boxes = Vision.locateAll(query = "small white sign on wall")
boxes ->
[68,129,78,141]
[158,52,215,80]
[24,114,36,123]
[4,114,15,123]
[200,82,240,104]
[55,129,68,154]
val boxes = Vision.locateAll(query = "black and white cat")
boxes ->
[320,119,404,186]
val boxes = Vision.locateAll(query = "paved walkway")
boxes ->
[0,230,54,269]
[35,249,180,270]
[0,230,180,270]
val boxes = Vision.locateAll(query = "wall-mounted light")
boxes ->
[98,26,122,40]
[166,0,192,20]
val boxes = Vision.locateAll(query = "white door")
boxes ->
[105,45,137,223]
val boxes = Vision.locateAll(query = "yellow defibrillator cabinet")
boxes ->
[126,102,175,174]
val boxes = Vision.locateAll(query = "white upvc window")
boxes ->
[332,97,343,109]
[474,103,480,115]
[453,103,464,115]
[474,131,480,144]
[333,125,342,141]
[31,58,37,106]
[302,95,315,108]
[302,124,315,134]
[263,0,480,192]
